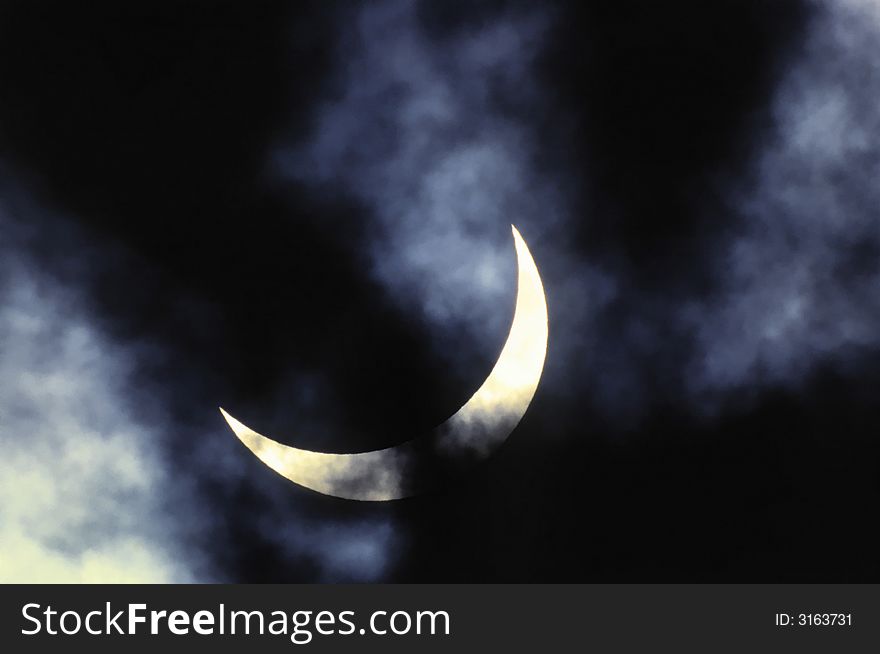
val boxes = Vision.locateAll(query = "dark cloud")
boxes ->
[686,0,880,397]
[2,0,879,582]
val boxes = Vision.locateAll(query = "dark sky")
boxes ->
[1,0,879,582]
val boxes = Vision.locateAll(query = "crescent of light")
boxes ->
[219,225,548,501]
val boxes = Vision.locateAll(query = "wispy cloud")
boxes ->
[0,214,207,582]
[280,0,880,424]
[686,0,880,398]
[0,183,399,582]
[278,0,575,347]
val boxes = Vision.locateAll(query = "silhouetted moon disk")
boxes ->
[220,225,548,500]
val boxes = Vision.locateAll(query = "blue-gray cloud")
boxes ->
[0,201,212,582]
[686,0,880,400]
[277,0,591,347]
[280,0,880,424]
[0,180,399,582]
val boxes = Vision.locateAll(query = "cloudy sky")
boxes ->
[1,0,879,582]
